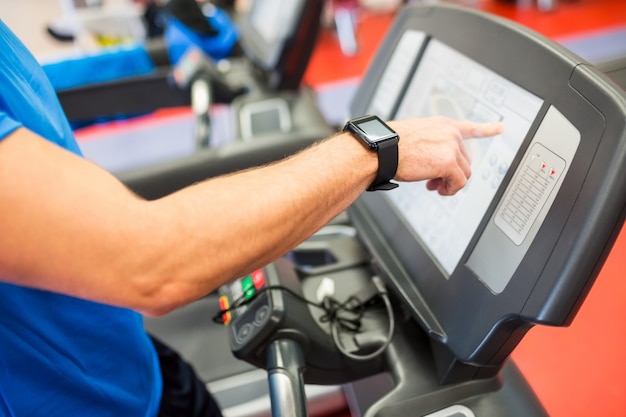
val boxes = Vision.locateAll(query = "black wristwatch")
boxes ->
[343,115,399,191]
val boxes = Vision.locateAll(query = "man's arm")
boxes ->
[0,117,501,316]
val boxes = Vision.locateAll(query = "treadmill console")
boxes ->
[348,4,626,382]
[221,0,327,149]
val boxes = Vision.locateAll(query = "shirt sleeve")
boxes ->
[0,110,22,141]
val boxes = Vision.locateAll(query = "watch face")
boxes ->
[353,116,397,144]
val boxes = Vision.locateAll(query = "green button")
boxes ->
[242,276,255,299]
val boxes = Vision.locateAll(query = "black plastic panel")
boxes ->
[347,4,626,373]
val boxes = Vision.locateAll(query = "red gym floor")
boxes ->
[302,1,626,417]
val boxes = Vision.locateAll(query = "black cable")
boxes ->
[319,295,365,333]
[330,276,395,362]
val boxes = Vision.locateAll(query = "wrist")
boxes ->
[330,132,379,190]
[343,115,399,191]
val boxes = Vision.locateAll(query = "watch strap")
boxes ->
[368,138,399,192]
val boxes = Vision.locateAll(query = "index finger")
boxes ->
[450,120,504,139]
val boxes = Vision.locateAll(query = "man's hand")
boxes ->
[389,117,504,195]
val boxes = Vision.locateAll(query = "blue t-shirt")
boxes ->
[0,20,162,417]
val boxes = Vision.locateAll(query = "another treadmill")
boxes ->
[58,0,329,200]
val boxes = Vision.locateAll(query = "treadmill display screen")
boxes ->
[249,0,301,45]
[388,37,543,276]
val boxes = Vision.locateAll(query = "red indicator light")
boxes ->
[252,269,266,289]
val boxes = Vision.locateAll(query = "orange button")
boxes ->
[219,295,231,325]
